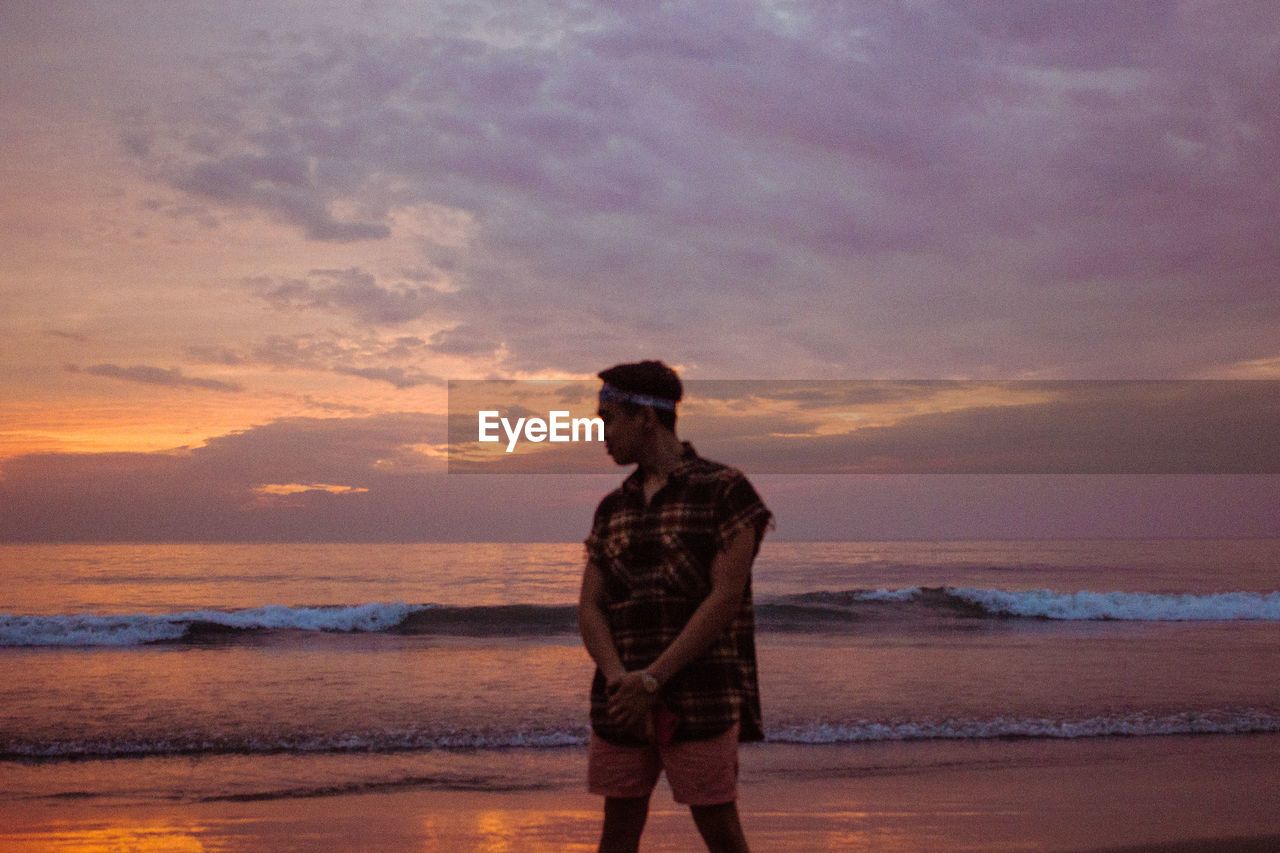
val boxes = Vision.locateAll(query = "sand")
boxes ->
[2,734,1278,851]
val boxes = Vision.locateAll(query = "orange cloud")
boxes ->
[254,483,370,496]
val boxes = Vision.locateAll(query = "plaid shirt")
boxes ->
[584,443,772,744]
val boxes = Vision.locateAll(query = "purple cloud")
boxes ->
[179,153,389,242]
[183,330,441,389]
[0,413,617,542]
[251,268,444,324]
[2,410,1276,541]
[116,1,1280,378]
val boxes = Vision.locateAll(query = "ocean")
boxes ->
[2,539,1279,812]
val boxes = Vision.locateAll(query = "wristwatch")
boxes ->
[639,669,660,694]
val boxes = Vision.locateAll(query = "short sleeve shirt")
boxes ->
[584,443,772,744]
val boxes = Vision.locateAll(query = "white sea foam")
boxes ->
[0,602,421,647]
[948,588,1280,620]
[852,587,922,602]
[2,728,591,759]
[0,614,187,647]
[769,709,1280,743]
[8,710,1278,761]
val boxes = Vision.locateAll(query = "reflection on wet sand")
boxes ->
[3,736,1280,851]
[1,820,211,853]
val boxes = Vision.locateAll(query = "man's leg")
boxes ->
[599,795,650,853]
[662,724,747,851]
[690,801,750,853]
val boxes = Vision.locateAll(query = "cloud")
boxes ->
[427,324,499,356]
[184,331,442,389]
[178,153,390,242]
[2,410,1276,541]
[251,268,445,324]
[951,0,1181,64]
[186,413,445,483]
[17,2,1280,544]
[121,1,1280,378]
[332,365,434,389]
[44,329,89,343]
[183,345,244,366]
[0,413,621,542]
[731,381,1280,474]
[66,363,243,392]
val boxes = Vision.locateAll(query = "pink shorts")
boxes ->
[587,724,740,806]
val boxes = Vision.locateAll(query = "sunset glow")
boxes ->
[1,1,1277,540]
[3,8,1278,853]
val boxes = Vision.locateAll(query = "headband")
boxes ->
[599,382,678,411]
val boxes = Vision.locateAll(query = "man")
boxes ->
[579,361,772,853]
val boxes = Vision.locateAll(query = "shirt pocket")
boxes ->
[659,531,715,599]
[594,530,644,595]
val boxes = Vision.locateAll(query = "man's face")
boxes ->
[597,400,646,465]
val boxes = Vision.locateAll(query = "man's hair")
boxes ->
[598,360,682,432]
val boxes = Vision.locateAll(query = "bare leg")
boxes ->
[690,800,750,853]
[599,795,650,853]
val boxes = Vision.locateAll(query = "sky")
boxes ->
[2,0,1278,542]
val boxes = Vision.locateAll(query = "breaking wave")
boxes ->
[3,587,1278,647]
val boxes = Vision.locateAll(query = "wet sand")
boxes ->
[2,734,1277,851]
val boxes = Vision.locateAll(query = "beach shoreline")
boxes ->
[4,733,1278,851]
